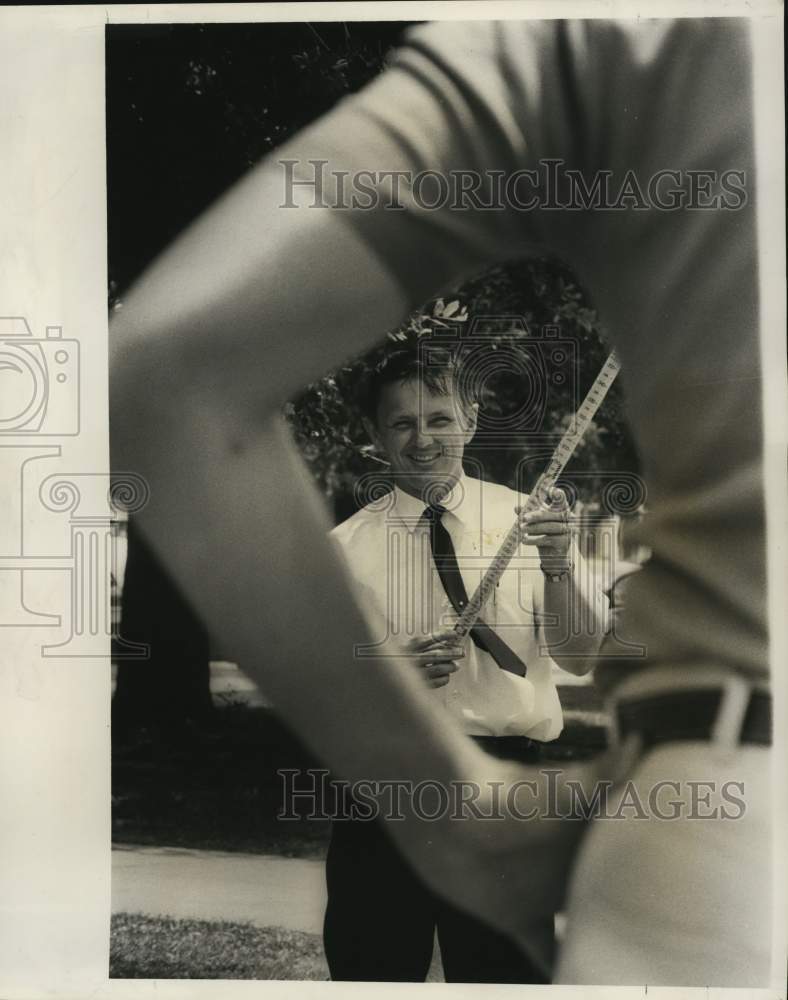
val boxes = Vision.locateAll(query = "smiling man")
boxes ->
[323,348,609,982]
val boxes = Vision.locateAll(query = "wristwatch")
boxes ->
[541,561,574,583]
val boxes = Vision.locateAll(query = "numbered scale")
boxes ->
[452,350,622,639]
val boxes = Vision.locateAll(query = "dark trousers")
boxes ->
[323,736,553,983]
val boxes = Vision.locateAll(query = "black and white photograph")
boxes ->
[0,2,786,997]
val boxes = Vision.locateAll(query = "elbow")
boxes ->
[552,652,596,677]
[548,622,606,676]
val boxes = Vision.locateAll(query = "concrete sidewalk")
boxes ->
[112,844,327,934]
[113,842,563,983]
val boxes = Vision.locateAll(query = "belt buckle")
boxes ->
[710,674,752,750]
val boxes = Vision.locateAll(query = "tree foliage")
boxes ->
[108,21,411,295]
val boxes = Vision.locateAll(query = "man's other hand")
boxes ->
[405,631,465,688]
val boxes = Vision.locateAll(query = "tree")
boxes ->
[107,21,414,294]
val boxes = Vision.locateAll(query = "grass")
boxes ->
[110,912,445,981]
[110,913,329,980]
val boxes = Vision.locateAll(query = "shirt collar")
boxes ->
[392,472,477,533]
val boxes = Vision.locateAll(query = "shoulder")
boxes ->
[475,477,525,516]
[330,497,390,550]
[476,477,521,503]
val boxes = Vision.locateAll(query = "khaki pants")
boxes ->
[557,739,772,986]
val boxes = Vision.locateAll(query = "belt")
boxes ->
[470,734,543,763]
[616,688,771,750]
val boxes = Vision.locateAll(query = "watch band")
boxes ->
[541,561,574,583]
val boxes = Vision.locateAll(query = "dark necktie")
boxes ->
[424,504,527,677]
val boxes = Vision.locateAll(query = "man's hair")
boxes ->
[357,347,475,425]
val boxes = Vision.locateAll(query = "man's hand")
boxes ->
[405,630,465,688]
[516,486,573,570]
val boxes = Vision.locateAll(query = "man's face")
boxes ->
[370,377,477,501]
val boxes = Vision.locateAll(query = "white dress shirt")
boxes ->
[332,472,602,740]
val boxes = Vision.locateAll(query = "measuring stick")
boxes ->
[452,350,622,639]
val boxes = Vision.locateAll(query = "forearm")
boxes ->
[541,553,609,674]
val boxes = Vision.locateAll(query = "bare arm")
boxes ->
[541,545,610,675]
